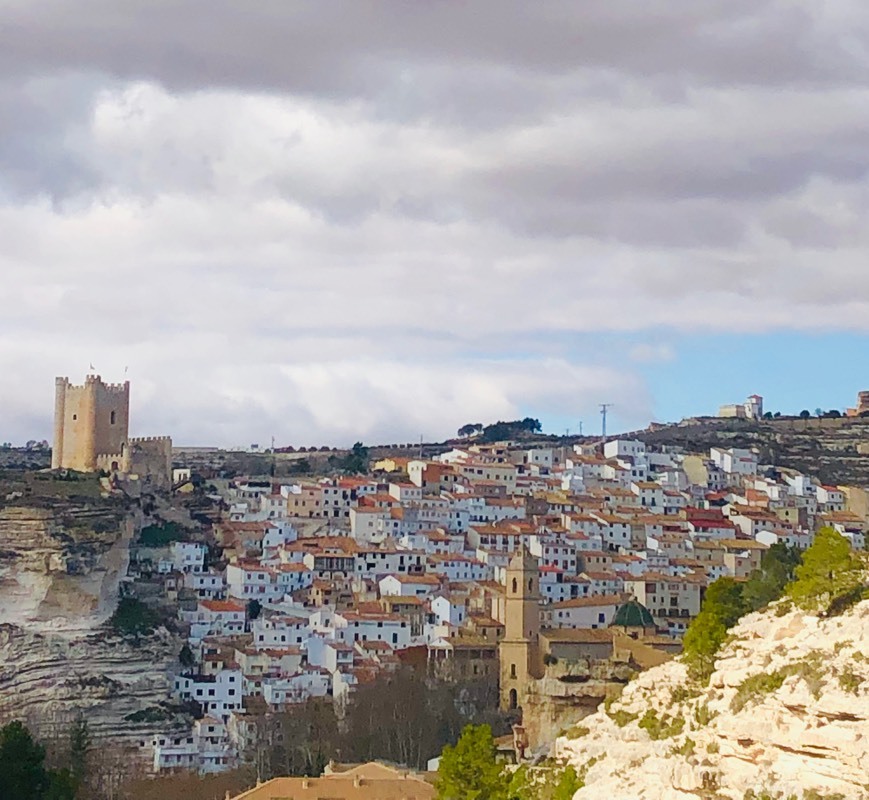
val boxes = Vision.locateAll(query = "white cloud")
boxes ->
[2,5,869,443]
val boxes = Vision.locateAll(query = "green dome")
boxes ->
[612,599,654,629]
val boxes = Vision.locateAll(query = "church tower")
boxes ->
[499,546,541,711]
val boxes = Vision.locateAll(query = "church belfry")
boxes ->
[499,546,542,711]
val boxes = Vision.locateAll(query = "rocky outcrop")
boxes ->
[556,600,869,799]
[0,504,136,630]
[0,623,183,743]
[0,499,188,743]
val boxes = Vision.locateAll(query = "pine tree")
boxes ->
[0,720,49,800]
[788,527,865,613]
[436,724,508,800]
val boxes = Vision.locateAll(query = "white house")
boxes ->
[546,593,623,630]
[184,599,246,642]
[171,541,206,574]
[184,570,226,600]
[174,668,243,720]
[379,573,441,598]
[603,439,646,460]
[334,611,412,648]
[431,595,467,627]
[252,615,310,648]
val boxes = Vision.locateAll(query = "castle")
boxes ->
[52,374,172,487]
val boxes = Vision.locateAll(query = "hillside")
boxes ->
[555,599,869,799]
[635,416,869,488]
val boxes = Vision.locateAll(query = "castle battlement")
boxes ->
[55,376,129,393]
[130,436,172,445]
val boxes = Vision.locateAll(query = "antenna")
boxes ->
[600,403,613,441]
[419,434,423,459]
[578,421,583,437]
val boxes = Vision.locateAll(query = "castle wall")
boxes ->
[128,436,172,489]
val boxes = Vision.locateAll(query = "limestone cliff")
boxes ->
[0,504,134,629]
[556,600,869,799]
[0,499,185,743]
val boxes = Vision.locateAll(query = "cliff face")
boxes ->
[0,500,185,743]
[0,504,134,629]
[0,623,180,742]
[555,600,869,799]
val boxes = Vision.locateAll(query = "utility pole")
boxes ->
[600,403,612,442]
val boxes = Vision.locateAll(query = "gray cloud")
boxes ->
[2,2,869,444]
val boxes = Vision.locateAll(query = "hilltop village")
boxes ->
[3,377,868,792]
[137,421,869,774]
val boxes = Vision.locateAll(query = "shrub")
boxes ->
[669,737,695,757]
[730,672,786,713]
[706,741,719,754]
[109,597,160,636]
[837,669,861,694]
[637,709,684,740]
[608,709,639,728]
[670,684,701,705]
[563,724,590,739]
[693,703,717,727]
[139,521,188,547]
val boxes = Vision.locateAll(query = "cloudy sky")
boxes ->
[2,1,869,447]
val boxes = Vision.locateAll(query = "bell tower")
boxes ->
[499,546,541,711]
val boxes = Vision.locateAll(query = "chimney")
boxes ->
[354,775,362,788]
[302,778,311,788]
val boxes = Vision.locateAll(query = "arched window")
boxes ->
[528,578,533,592]
[110,411,116,425]
[509,688,518,710]
[511,578,518,594]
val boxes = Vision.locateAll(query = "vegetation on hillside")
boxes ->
[436,724,581,800]
[108,597,162,636]
[0,719,90,800]
[682,529,867,683]
[138,520,189,547]
[253,668,510,778]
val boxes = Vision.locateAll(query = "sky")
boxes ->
[1,1,869,447]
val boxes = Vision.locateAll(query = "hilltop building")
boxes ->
[52,374,172,487]
[719,394,763,420]
[846,390,869,417]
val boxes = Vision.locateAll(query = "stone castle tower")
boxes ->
[52,374,172,486]
[52,375,131,472]
[500,546,542,711]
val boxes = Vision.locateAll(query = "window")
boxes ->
[110,410,116,425]
[510,663,517,678]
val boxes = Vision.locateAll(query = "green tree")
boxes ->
[743,543,801,611]
[178,643,196,669]
[341,442,370,474]
[0,720,49,800]
[109,597,160,636]
[799,410,811,419]
[682,577,747,682]
[247,599,263,621]
[552,765,582,800]
[436,724,508,800]
[787,527,865,614]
